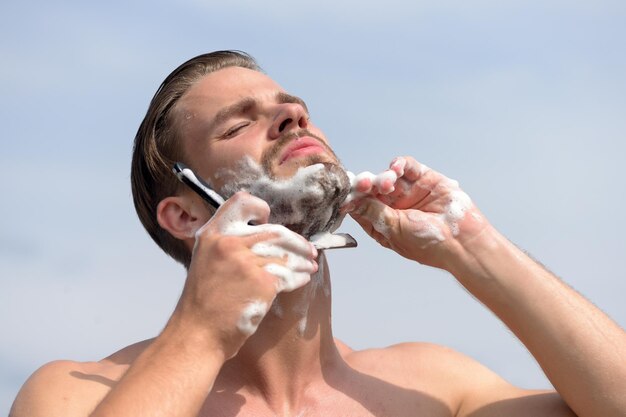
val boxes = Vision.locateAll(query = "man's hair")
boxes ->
[131,50,262,268]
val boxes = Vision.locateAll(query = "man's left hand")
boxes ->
[347,156,490,270]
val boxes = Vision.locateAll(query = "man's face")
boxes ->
[176,66,335,186]
[175,66,350,237]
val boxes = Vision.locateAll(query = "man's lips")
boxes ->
[279,137,327,164]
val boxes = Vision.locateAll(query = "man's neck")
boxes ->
[218,253,345,412]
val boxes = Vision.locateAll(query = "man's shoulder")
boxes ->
[10,340,151,417]
[10,360,109,417]
[343,340,473,371]
[341,340,500,396]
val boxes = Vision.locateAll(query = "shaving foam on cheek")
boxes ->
[216,156,350,237]
[222,161,326,227]
[237,301,268,336]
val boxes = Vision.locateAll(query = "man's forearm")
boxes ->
[447,226,626,417]
[91,317,226,417]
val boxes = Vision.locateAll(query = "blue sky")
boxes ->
[1,0,625,413]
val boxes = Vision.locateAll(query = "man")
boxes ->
[10,50,626,417]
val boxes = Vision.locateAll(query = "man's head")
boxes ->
[131,50,349,268]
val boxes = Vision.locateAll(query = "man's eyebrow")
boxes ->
[210,97,257,130]
[208,92,309,132]
[275,92,309,115]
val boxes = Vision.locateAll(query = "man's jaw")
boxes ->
[216,156,351,239]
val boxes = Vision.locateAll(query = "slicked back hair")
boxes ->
[131,50,262,268]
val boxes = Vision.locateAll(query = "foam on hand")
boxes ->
[237,301,269,336]
[344,169,399,206]
[441,182,473,236]
[345,159,474,245]
[194,194,317,294]
[251,239,315,292]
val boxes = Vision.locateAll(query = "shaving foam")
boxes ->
[442,187,473,236]
[344,169,398,205]
[406,211,445,244]
[194,195,316,293]
[216,156,350,238]
[347,161,473,244]
[237,301,268,335]
[309,231,350,250]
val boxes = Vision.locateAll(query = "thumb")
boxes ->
[351,197,398,242]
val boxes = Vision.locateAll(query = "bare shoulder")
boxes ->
[10,340,149,417]
[10,359,118,417]
[341,341,575,417]
[343,341,486,385]
[334,341,479,412]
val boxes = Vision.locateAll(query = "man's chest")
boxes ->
[197,385,455,417]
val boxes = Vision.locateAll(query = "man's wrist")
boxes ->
[158,312,231,365]
[444,223,510,285]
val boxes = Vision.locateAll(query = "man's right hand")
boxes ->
[169,191,319,360]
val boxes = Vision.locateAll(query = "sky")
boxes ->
[1,0,625,413]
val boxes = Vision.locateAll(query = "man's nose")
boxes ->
[269,103,308,139]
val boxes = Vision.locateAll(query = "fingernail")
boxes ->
[391,157,406,176]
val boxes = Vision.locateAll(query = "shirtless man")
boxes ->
[10,50,626,417]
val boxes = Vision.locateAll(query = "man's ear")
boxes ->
[156,196,210,241]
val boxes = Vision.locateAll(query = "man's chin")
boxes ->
[218,155,351,238]
[270,160,351,238]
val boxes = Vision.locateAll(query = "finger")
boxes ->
[253,224,317,259]
[350,212,392,249]
[376,170,398,195]
[378,176,411,204]
[251,241,318,272]
[401,157,457,196]
[352,170,398,195]
[264,264,312,292]
[352,197,398,241]
[389,156,407,177]
[380,157,452,209]
[257,254,317,280]
[352,171,375,193]
[198,192,271,237]
[220,191,271,225]
[396,156,430,182]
